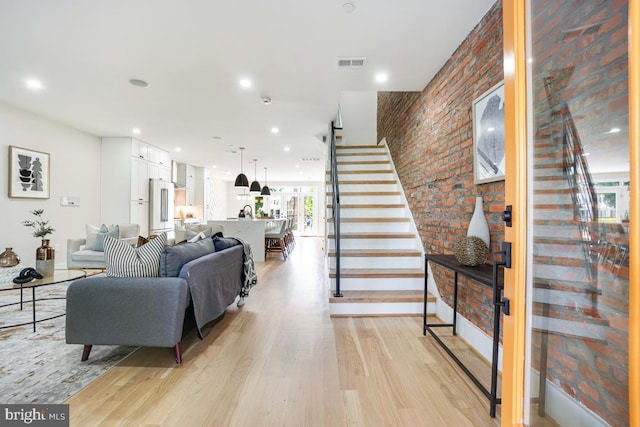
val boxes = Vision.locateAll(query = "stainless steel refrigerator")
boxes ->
[149,179,175,234]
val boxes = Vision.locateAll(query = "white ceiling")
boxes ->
[0,0,495,182]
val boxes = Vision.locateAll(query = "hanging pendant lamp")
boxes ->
[261,167,271,196]
[250,159,261,194]
[234,147,249,188]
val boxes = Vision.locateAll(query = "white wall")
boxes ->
[338,91,378,145]
[0,103,102,268]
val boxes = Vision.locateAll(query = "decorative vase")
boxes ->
[35,239,55,277]
[467,196,490,249]
[0,248,20,268]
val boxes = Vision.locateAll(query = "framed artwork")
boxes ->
[8,146,50,199]
[472,81,505,184]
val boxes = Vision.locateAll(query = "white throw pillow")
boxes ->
[85,224,100,250]
[104,232,167,277]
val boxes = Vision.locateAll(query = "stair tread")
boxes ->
[335,170,394,174]
[328,232,415,238]
[336,160,391,165]
[329,290,431,303]
[336,145,383,149]
[327,249,421,257]
[327,191,401,196]
[329,268,424,278]
[327,203,404,208]
[336,152,386,156]
[328,180,398,184]
[327,217,410,223]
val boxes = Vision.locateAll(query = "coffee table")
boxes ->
[0,269,86,332]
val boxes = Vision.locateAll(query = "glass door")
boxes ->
[502,1,637,425]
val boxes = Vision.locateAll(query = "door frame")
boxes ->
[501,1,639,426]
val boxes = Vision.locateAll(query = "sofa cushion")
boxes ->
[70,249,106,263]
[117,223,140,239]
[104,232,167,277]
[186,227,212,241]
[85,224,101,250]
[212,236,240,252]
[160,238,215,277]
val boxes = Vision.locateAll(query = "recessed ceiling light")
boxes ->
[295,164,300,168]
[239,78,252,89]
[132,128,141,134]
[284,147,290,152]
[129,79,149,88]
[212,165,217,169]
[212,136,223,140]
[375,72,388,83]
[175,147,182,152]
[25,79,43,90]
[271,127,279,134]
[343,2,355,13]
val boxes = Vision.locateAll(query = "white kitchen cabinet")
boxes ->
[176,163,196,207]
[101,137,172,232]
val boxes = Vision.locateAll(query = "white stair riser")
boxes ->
[330,277,424,291]
[336,154,388,162]
[534,225,582,239]
[336,148,386,154]
[329,302,425,316]
[534,179,568,190]
[328,238,418,250]
[533,209,575,221]
[337,163,392,171]
[331,195,403,204]
[533,264,591,283]
[336,173,394,181]
[329,256,423,269]
[534,243,587,259]
[328,222,411,233]
[336,208,406,218]
[339,183,399,192]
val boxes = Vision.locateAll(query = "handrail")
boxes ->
[330,121,342,297]
[559,104,599,286]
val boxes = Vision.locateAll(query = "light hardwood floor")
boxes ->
[66,237,501,426]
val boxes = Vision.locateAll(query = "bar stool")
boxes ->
[265,220,288,260]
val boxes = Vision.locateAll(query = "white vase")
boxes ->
[467,196,490,249]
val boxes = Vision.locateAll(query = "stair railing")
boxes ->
[559,104,599,285]
[330,121,342,297]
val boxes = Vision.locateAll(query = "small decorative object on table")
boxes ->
[454,236,489,266]
[0,248,20,268]
[22,209,56,277]
[457,196,491,267]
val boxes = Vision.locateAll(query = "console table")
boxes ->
[423,254,504,417]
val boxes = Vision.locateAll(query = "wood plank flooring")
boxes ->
[66,237,500,426]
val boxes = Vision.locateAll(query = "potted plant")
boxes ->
[22,209,56,277]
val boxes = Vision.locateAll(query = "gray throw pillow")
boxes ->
[212,236,239,252]
[159,238,215,277]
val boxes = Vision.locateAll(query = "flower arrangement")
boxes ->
[22,209,55,239]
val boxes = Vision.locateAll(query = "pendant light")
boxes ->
[234,147,249,188]
[261,167,271,196]
[250,159,261,194]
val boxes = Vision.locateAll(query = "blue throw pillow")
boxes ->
[212,236,239,252]
[94,224,119,252]
[160,238,215,277]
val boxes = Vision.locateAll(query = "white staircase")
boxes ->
[326,144,432,316]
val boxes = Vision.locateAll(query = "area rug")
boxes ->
[0,281,137,404]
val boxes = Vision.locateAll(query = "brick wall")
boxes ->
[377,1,504,337]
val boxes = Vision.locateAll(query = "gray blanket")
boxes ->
[179,245,244,339]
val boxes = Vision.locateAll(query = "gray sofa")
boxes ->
[66,237,245,364]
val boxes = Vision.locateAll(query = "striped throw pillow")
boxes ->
[104,232,167,277]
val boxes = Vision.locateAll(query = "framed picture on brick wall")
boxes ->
[472,81,505,184]
[8,146,50,199]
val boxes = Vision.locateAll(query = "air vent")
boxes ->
[337,57,366,68]
[301,157,321,162]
